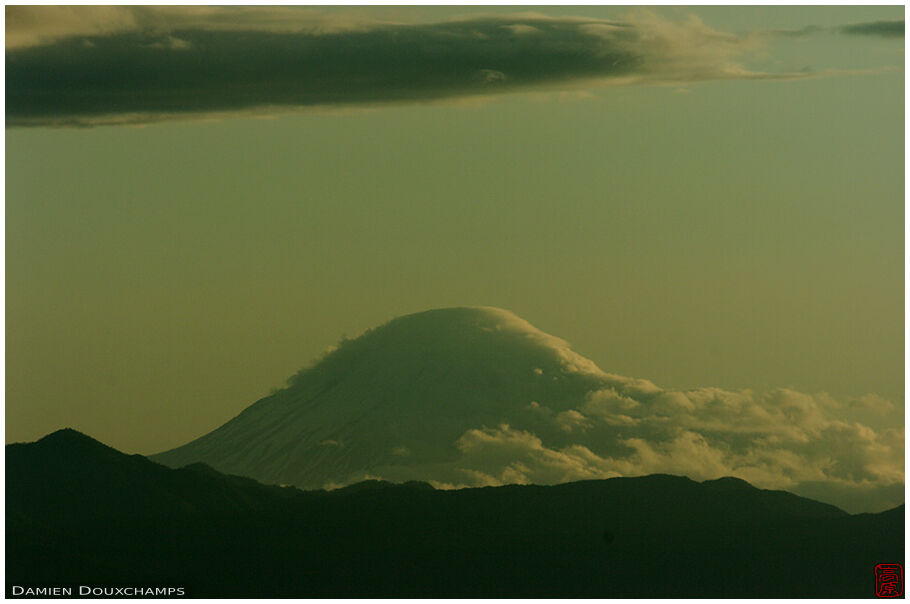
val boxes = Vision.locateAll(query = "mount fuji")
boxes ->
[152,306,635,488]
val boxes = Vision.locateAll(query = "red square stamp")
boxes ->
[876,563,904,598]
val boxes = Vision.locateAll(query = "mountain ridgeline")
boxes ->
[7,429,904,597]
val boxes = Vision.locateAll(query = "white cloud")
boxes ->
[555,409,593,433]
[448,381,903,510]
[502,24,542,36]
[456,424,624,485]
[850,393,895,414]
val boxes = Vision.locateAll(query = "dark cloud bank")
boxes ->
[771,19,905,39]
[7,20,637,126]
[840,19,905,38]
[7,8,825,127]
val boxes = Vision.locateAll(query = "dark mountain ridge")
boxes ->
[7,429,904,598]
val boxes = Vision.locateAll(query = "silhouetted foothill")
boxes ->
[6,429,904,598]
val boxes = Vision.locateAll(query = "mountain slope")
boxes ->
[7,430,904,598]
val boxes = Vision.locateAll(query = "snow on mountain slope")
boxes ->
[151,307,903,513]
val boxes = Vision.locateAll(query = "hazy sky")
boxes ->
[5,5,904,455]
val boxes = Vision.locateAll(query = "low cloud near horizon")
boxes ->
[6,6,881,128]
[302,308,902,513]
[436,380,904,513]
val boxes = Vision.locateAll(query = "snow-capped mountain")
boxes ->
[152,307,628,488]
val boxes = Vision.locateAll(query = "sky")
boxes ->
[5,3,905,481]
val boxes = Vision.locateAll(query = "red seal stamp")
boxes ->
[875,563,904,597]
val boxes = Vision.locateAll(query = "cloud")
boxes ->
[455,424,623,485]
[5,5,141,49]
[448,383,903,513]
[850,394,895,414]
[767,25,825,38]
[4,6,380,49]
[764,20,904,39]
[7,7,818,128]
[555,410,593,433]
[839,20,904,39]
